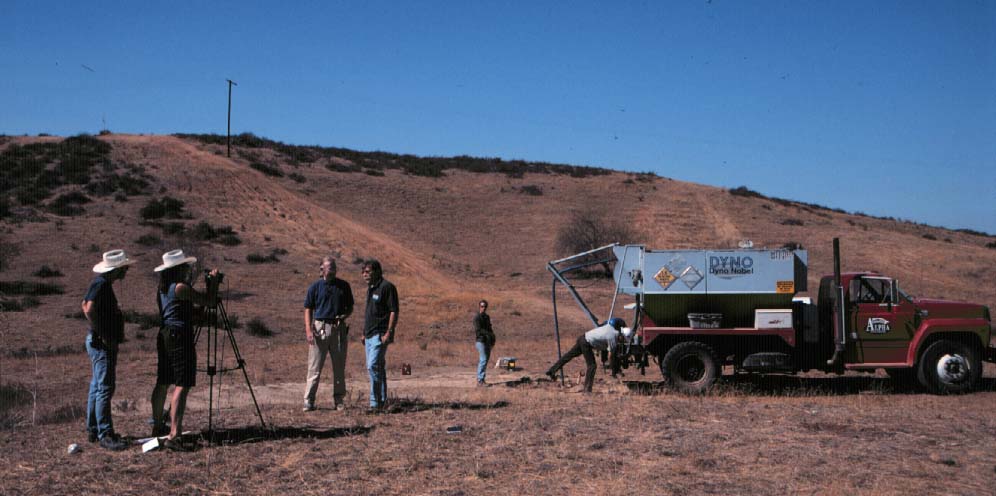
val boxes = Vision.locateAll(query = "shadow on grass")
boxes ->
[496,377,533,388]
[624,375,996,397]
[199,424,373,447]
[383,399,510,414]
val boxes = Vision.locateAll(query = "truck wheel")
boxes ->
[660,342,720,394]
[916,340,981,394]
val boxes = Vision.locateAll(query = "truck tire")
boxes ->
[660,342,720,394]
[916,340,981,394]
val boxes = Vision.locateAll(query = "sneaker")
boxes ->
[365,406,382,415]
[99,434,128,451]
[87,431,98,443]
[335,403,345,411]
[302,403,316,412]
[476,380,487,387]
[151,425,169,438]
[546,371,557,381]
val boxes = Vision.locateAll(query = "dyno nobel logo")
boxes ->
[708,256,754,278]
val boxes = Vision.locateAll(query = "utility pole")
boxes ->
[226,79,238,157]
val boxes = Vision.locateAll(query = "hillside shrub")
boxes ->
[247,251,280,264]
[0,242,21,272]
[32,266,63,278]
[326,162,363,173]
[729,186,765,199]
[782,218,804,226]
[520,185,543,196]
[46,191,91,216]
[249,162,283,177]
[140,197,187,220]
[161,222,186,235]
[555,208,634,277]
[0,298,24,311]
[985,241,996,249]
[85,172,150,197]
[956,228,993,237]
[0,280,64,295]
[288,172,306,183]
[245,317,273,337]
[189,222,241,245]
[921,233,937,241]
[175,133,614,179]
[135,234,162,246]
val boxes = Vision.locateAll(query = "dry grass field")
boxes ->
[1,134,994,495]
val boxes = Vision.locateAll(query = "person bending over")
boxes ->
[545,318,629,392]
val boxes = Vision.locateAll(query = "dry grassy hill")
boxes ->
[1,133,994,494]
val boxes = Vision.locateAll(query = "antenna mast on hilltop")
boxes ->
[226,79,237,157]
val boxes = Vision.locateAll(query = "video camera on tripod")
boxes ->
[203,269,224,307]
[193,268,266,433]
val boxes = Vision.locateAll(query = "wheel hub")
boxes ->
[936,353,969,384]
[677,356,705,382]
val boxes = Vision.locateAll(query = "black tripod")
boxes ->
[195,299,266,433]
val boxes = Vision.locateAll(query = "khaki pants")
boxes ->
[304,320,348,406]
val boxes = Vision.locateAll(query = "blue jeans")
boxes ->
[85,334,117,439]
[364,334,388,407]
[475,341,491,382]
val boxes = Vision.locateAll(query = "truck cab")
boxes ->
[832,272,992,393]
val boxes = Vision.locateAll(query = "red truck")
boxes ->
[548,239,994,394]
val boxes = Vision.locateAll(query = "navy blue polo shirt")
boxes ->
[83,274,124,345]
[304,278,354,321]
[363,277,398,338]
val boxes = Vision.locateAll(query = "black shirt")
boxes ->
[304,278,354,321]
[473,313,494,343]
[83,275,124,346]
[363,277,398,338]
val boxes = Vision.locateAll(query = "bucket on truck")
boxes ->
[688,313,722,329]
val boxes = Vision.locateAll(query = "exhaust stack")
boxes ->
[827,237,846,368]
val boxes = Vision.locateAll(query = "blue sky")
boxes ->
[3,1,994,233]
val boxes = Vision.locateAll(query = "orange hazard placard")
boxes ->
[776,281,795,294]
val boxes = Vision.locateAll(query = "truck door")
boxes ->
[848,276,916,364]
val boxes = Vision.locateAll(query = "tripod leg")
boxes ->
[217,302,267,429]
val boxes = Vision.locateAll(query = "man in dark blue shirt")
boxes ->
[83,249,134,451]
[303,257,354,411]
[362,259,398,411]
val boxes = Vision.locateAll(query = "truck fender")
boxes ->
[907,318,988,366]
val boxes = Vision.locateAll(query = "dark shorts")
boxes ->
[156,326,197,387]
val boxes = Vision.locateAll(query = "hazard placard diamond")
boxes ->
[680,266,703,290]
[654,267,677,289]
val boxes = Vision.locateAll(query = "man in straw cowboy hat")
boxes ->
[83,249,134,451]
[149,249,218,451]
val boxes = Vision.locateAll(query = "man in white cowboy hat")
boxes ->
[83,249,134,451]
[149,249,218,451]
